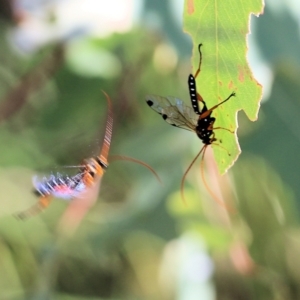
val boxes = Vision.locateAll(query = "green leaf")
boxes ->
[183,0,263,173]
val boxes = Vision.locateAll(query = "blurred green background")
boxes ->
[1,0,300,299]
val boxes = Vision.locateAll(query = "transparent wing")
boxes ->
[146,95,198,132]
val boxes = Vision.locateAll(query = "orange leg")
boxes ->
[212,143,231,156]
[196,92,204,103]
[210,132,231,156]
[16,195,53,220]
[210,127,234,134]
[205,119,234,135]
[210,131,233,156]
[201,92,236,119]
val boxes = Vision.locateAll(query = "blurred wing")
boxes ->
[98,91,113,165]
[146,95,198,132]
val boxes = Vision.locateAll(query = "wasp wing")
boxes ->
[146,95,198,132]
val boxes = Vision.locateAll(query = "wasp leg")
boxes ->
[200,92,236,119]
[211,127,234,134]
[15,195,52,220]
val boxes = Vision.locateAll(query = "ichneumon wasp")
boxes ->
[16,91,160,220]
[146,43,236,207]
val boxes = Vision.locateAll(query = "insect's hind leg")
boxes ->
[201,92,236,119]
[208,92,236,112]
[196,92,205,106]
[209,132,232,156]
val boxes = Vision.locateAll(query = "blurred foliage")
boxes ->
[1,1,300,300]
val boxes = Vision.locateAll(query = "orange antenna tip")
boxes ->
[109,155,162,184]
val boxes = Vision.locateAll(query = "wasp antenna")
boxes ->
[200,149,225,208]
[109,155,162,184]
[200,151,235,213]
[194,43,203,79]
[180,146,206,205]
[101,90,110,102]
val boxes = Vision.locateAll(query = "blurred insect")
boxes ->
[146,43,235,205]
[16,92,160,220]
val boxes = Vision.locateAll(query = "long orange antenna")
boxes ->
[200,147,223,206]
[200,149,234,213]
[98,91,113,166]
[180,146,206,205]
[180,145,234,213]
[109,155,162,184]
